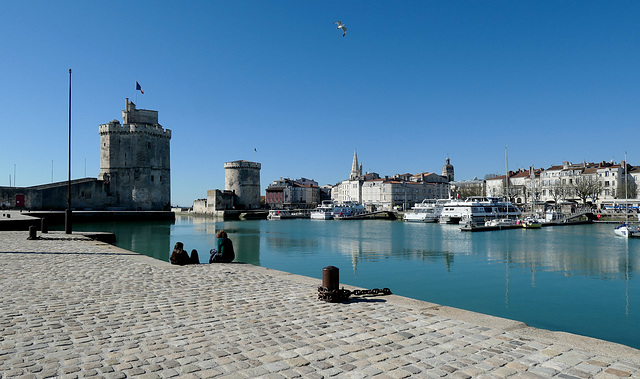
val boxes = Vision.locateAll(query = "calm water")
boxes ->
[68,216,640,349]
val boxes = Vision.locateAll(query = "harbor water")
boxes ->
[69,216,640,349]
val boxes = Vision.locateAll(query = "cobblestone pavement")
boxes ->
[1,231,639,378]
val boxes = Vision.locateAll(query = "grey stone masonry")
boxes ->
[1,231,639,378]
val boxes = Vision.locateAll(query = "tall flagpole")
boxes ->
[65,69,73,234]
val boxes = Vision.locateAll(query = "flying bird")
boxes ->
[334,21,347,37]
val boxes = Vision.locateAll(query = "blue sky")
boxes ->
[2,1,639,206]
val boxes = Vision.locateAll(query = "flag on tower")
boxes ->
[136,82,144,94]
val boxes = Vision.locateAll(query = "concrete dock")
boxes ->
[1,230,639,378]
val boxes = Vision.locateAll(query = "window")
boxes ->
[151,176,154,182]
[148,142,151,149]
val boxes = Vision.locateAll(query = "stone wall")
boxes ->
[0,179,109,210]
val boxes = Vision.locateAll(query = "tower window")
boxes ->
[148,142,151,149]
[151,175,154,182]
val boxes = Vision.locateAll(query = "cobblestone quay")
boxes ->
[1,231,639,378]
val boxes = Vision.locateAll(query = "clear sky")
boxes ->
[2,1,639,206]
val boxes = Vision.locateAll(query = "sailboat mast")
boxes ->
[505,147,509,202]
[624,152,628,222]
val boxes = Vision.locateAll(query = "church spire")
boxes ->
[350,148,360,180]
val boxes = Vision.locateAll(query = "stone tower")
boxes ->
[225,160,261,209]
[442,156,454,182]
[98,99,171,210]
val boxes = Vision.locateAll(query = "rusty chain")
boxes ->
[317,286,392,302]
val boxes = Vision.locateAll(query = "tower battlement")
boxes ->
[224,160,261,170]
[99,120,171,138]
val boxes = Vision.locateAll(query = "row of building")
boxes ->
[265,150,640,212]
[265,150,454,211]
[484,160,639,209]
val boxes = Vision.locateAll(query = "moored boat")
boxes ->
[267,209,310,220]
[310,200,334,220]
[613,152,639,238]
[333,201,366,219]
[485,218,518,227]
[614,223,640,238]
[267,209,289,220]
[440,197,521,225]
[521,217,542,229]
[404,199,444,223]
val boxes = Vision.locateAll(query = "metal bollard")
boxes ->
[28,226,37,240]
[322,266,340,291]
[41,217,48,233]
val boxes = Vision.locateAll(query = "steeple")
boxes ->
[350,148,360,180]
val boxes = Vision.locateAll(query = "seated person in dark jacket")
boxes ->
[170,242,192,265]
[209,230,235,263]
[190,249,200,264]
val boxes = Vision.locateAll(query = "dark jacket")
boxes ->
[170,249,191,265]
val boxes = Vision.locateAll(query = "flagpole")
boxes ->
[134,81,137,104]
[65,69,73,234]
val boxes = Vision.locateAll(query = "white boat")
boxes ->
[440,197,522,225]
[614,223,639,238]
[333,201,366,219]
[521,217,542,229]
[268,209,310,220]
[404,199,444,223]
[485,218,518,227]
[613,152,639,238]
[267,209,289,220]
[310,201,334,220]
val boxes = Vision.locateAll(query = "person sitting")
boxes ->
[190,249,200,264]
[209,230,235,263]
[170,242,192,265]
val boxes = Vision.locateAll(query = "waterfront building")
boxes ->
[484,160,640,210]
[485,168,540,205]
[409,172,450,199]
[0,99,172,211]
[450,177,486,199]
[536,161,620,207]
[265,178,320,209]
[361,178,436,210]
[331,150,452,210]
